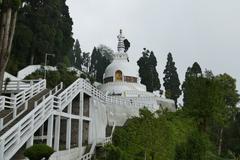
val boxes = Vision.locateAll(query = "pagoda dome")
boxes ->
[103,54,138,83]
[98,30,147,96]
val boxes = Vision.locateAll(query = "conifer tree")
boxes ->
[7,0,74,74]
[137,48,161,92]
[182,62,202,105]
[89,47,98,76]
[149,51,161,91]
[163,53,181,107]
[89,46,111,83]
[82,52,90,71]
[73,39,82,70]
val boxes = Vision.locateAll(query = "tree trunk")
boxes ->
[0,11,7,45]
[7,11,17,53]
[0,8,12,94]
[218,128,223,156]
[30,54,34,65]
[0,4,18,94]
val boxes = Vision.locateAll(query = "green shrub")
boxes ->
[24,144,54,160]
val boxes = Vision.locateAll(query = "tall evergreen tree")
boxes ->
[163,53,181,107]
[89,47,98,76]
[89,45,112,83]
[68,48,75,67]
[137,48,161,92]
[73,39,82,70]
[183,62,203,105]
[149,51,161,91]
[7,0,74,74]
[82,52,90,71]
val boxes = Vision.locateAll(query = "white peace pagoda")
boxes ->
[98,30,154,97]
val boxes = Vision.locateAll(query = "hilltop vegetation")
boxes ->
[99,71,240,160]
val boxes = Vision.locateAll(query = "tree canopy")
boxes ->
[7,0,74,74]
[163,53,181,107]
[137,48,161,92]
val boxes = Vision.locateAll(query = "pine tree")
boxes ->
[149,51,161,91]
[137,48,161,92]
[182,62,202,105]
[82,52,90,71]
[7,0,74,74]
[89,47,98,76]
[163,53,181,107]
[73,39,82,70]
[89,46,111,83]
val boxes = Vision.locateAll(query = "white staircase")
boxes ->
[0,78,156,160]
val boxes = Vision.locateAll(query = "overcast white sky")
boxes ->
[67,0,240,92]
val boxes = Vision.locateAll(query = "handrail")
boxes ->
[79,142,96,160]
[0,95,55,160]
[56,78,156,111]
[0,78,156,160]
[0,79,46,131]
[34,82,63,107]
[2,79,42,91]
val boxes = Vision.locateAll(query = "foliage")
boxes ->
[7,0,74,74]
[163,53,181,107]
[183,76,226,132]
[175,131,210,160]
[123,39,130,52]
[25,64,78,88]
[182,62,202,105]
[24,144,54,160]
[82,52,90,70]
[108,107,217,160]
[89,45,112,83]
[73,39,82,70]
[103,144,129,160]
[221,112,240,157]
[137,48,161,92]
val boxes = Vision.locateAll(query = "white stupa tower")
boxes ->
[98,30,150,97]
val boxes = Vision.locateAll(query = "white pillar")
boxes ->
[40,124,44,141]
[54,115,61,151]
[78,92,83,147]
[47,115,53,147]
[66,103,72,149]
[0,140,4,159]
[26,136,33,148]
[88,98,93,144]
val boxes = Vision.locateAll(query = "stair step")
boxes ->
[0,108,12,118]
[0,89,49,136]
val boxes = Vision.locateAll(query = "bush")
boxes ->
[175,131,209,160]
[24,144,54,160]
[25,64,78,88]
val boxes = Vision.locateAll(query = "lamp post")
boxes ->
[44,53,55,79]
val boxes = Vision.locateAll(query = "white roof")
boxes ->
[104,59,138,79]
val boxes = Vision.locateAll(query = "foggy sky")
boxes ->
[66,0,240,92]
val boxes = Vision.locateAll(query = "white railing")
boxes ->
[103,123,115,146]
[55,79,156,112]
[0,78,155,160]
[0,80,46,110]
[34,82,63,108]
[0,95,56,160]
[0,80,46,130]
[2,80,42,91]
[79,142,96,160]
